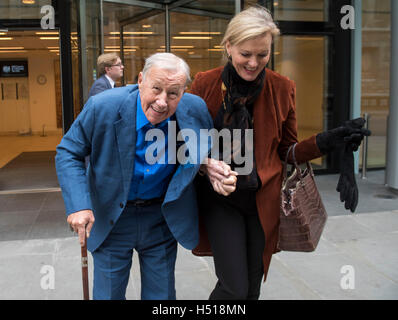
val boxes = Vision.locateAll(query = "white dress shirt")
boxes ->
[105,74,115,88]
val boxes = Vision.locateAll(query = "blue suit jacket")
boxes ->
[88,75,112,98]
[55,85,213,252]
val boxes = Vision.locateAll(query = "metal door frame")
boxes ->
[102,0,236,85]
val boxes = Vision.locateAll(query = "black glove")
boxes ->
[316,117,371,154]
[336,144,358,212]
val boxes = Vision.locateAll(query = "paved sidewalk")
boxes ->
[0,170,397,300]
[0,211,397,300]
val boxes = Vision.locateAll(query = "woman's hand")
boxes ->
[200,158,238,196]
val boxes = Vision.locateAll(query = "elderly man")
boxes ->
[88,52,124,98]
[55,53,229,300]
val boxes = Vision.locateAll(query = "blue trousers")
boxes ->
[91,203,177,300]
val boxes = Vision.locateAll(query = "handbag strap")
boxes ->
[283,143,314,180]
[283,143,315,183]
[283,143,298,182]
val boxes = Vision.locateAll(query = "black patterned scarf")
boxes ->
[213,62,266,191]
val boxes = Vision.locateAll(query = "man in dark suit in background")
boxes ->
[88,52,124,98]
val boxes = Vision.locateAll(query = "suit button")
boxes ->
[110,220,114,225]
[119,203,124,208]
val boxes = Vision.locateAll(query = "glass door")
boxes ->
[100,0,236,86]
[274,35,330,169]
[120,11,165,85]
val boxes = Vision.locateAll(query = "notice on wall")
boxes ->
[3,83,16,100]
[18,82,29,100]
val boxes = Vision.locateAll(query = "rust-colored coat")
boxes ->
[190,66,323,281]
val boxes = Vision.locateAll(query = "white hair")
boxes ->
[141,52,191,85]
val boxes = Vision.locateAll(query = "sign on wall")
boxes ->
[0,60,29,77]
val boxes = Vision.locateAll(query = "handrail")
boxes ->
[361,113,370,179]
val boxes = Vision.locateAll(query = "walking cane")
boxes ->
[81,232,89,300]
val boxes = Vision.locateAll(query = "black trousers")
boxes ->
[202,188,265,300]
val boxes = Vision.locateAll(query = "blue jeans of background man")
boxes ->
[91,203,177,300]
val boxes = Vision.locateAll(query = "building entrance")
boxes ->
[0,29,62,192]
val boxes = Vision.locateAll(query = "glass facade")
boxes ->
[360,0,391,168]
[274,35,329,168]
[0,0,393,177]
[273,0,328,22]
[99,1,232,89]
[0,0,52,20]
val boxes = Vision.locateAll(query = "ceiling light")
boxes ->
[0,47,25,50]
[40,37,59,40]
[173,36,212,40]
[0,37,13,40]
[179,32,221,35]
[105,45,139,49]
[157,48,189,52]
[109,31,154,35]
[0,50,27,53]
[0,32,7,35]
[35,32,59,35]
[142,25,151,28]
[108,36,148,40]
[160,45,194,49]
[124,32,153,35]
[22,0,35,4]
[104,48,136,52]
[207,49,223,51]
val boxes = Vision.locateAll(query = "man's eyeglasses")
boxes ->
[111,63,123,67]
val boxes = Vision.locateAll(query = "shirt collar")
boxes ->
[136,93,170,131]
[104,74,115,88]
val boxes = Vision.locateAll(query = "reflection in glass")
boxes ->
[274,35,328,168]
[360,0,391,168]
[0,0,52,20]
[274,0,328,22]
[122,12,165,85]
[102,2,152,86]
[170,12,228,82]
[183,0,235,15]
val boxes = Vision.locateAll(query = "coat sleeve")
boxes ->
[278,80,323,164]
[190,72,205,98]
[55,98,96,215]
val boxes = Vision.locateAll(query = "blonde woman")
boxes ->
[192,6,370,300]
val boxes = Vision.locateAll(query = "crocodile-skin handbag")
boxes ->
[277,143,328,252]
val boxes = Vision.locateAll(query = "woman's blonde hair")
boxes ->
[97,52,119,76]
[221,6,280,57]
